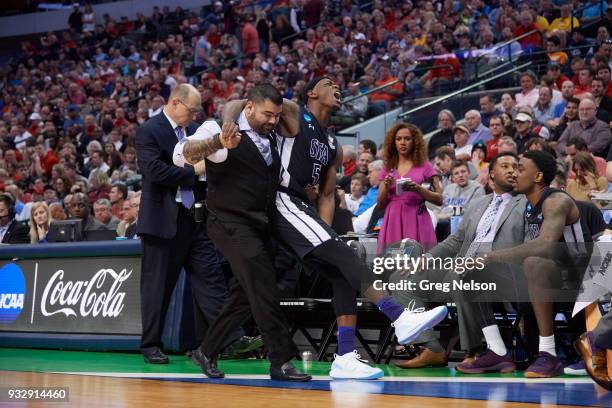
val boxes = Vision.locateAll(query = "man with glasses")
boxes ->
[135,83,249,365]
[556,98,612,157]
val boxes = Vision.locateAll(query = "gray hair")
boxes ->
[169,83,200,101]
[498,136,517,153]
[86,140,103,155]
[438,109,456,123]
[342,145,357,160]
[465,109,481,119]
[94,198,112,210]
[369,159,383,171]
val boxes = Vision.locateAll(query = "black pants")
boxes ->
[140,207,240,351]
[303,239,369,316]
[201,214,297,366]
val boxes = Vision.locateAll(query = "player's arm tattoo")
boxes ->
[487,193,572,264]
[188,134,223,158]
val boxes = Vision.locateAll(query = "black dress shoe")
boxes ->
[270,361,312,382]
[142,347,169,364]
[192,348,225,378]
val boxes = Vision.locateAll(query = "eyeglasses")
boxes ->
[177,99,202,114]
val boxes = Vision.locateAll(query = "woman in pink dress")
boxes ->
[376,123,443,254]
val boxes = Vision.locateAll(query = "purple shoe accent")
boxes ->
[525,351,563,378]
[456,349,516,374]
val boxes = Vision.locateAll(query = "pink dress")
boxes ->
[377,162,438,254]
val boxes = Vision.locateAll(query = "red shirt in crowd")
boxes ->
[423,55,461,82]
[514,24,542,50]
[241,23,259,55]
[41,151,59,176]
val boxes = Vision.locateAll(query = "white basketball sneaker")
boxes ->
[392,305,448,345]
[329,350,384,380]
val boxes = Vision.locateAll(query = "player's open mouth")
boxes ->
[334,91,342,102]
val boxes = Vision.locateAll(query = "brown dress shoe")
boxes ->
[576,332,612,391]
[394,348,448,369]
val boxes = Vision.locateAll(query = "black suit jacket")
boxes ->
[135,112,199,239]
[2,220,29,244]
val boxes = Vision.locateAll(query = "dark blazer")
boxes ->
[135,112,199,239]
[2,220,29,244]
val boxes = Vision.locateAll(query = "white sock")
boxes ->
[539,335,556,356]
[482,325,507,356]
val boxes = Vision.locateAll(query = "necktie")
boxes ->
[175,126,195,209]
[464,195,504,258]
[252,133,272,165]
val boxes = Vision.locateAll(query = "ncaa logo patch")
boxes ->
[0,263,26,323]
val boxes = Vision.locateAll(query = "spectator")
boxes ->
[515,71,539,108]
[596,65,612,97]
[241,14,260,55]
[551,96,580,141]
[124,191,140,239]
[68,192,106,232]
[436,160,485,222]
[68,3,83,33]
[500,93,517,118]
[453,125,473,161]
[29,202,52,244]
[377,123,443,253]
[368,64,403,115]
[428,110,456,161]
[94,198,120,230]
[109,183,128,217]
[465,110,492,145]
[540,75,563,107]
[49,202,67,222]
[557,98,612,157]
[434,146,455,189]
[553,80,576,119]
[546,36,568,65]
[486,116,505,162]
[355,160,383,217]
[575,67,594,95]
[565,137,607,180]
[549,4,580,32]
[342,173,368,215]
[0,194,29,244]
[418,40,461,96]
[82,4,95,33]
[479,94,502,127]
[358,139,377,156]
[88,169,112,205]
[514,11,543,52]
[592,77,612,113]
[513,112,540,154]
[547,61,570,91]
[566,152,608,202]
[534,86,556,126]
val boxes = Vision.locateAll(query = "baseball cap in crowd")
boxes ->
[29,112,41,121]
[514,112,533,123]
[68,104,78,112]
[453,124,470,134]
[472,141,487,154]
[547,61,561,70]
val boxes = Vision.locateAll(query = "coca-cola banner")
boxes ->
[0,257,141,334]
